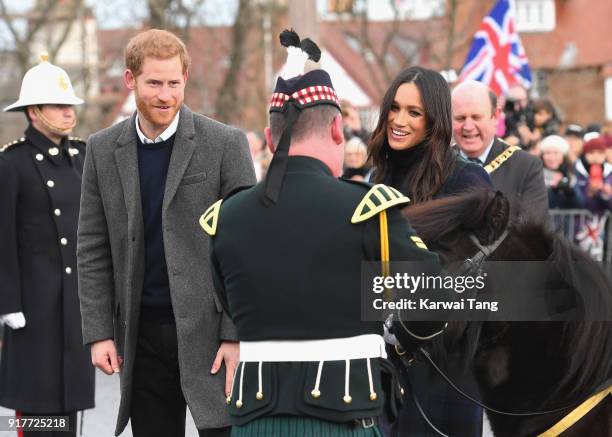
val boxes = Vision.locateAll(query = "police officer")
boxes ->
[200,31,446,436]
[0,53,94,437]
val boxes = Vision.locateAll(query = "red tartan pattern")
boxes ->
[269,92,290,109]
[269,86,339,110]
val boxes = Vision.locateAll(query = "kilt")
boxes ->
[231,416,383,437]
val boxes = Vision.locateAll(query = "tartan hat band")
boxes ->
[269,85,340,112]
[269,69,340,113]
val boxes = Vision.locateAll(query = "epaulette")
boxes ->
[68,137,87,148]
[0,137,25,153]
[199,186,253,236]
[484,145,520,174]
[410,235,428,250]
[351,184,410,223]
[200,199,223,236]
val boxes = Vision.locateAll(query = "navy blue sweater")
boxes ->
[137,134,175,308]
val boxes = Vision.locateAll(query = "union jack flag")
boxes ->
[459,0,532,96]
[575,215,607,262]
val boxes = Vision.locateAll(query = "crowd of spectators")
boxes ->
[492,86,611,214]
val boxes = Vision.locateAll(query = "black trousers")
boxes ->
[130,308,230,437]
[16,411,77,437]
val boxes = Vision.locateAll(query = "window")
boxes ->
[531,69,549,98]
[327,0,355,14]
[323,0,444,21]
[343,32,375,63]
[605,77,612,121]
[515,0,556,32]
[393,36,418,62]
[344,33,362,53]
[396,0,445,20]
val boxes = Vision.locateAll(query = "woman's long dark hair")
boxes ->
[369,66,455,203]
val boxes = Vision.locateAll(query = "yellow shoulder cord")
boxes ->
[537,386,611,437]
[379,210,391,300]
[484,145,520,174]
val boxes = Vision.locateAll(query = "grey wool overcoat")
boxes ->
[77,105,256,435]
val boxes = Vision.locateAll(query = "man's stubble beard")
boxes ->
[135,92,181,131]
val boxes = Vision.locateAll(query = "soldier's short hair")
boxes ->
[124,29,191,76]
[269,105,340,147]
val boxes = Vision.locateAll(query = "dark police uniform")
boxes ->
[202,156,441,434]
[0,125,94,432]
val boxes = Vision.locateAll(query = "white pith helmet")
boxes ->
[3,51,84,112]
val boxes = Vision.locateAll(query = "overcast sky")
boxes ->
[1,0,416,29]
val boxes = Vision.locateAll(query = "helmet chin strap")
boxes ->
[33,105,76,136]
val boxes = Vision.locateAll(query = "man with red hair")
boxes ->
[77,29,255,437]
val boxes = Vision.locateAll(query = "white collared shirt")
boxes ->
[458,138,495,165]
[135,112,180,144]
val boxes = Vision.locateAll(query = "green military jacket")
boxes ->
[202,156,440,425]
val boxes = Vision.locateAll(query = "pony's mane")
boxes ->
[403,188,612,403]
[404,188,510,251]
[535,231,612,401]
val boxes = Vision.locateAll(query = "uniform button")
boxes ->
[65,267,72,274]
[47,180,55,188]
[54,209,61,216]
[60,237,68,246]
[35,153,44,161]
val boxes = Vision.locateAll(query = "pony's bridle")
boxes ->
[392,229,511,344]
[455,229,509,276]
[395,229,588,437]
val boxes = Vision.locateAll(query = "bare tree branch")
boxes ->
[344,0,404,95]
[0,0,60,73]
[444,0,485,69]
[0,0,22,46]
[49,0,84,62]
[178,0,207,42]
[26,0,57,40]
[147,0,173,28]
[442,0,459,69]
[379,0,401,81]
[215,0,252,123]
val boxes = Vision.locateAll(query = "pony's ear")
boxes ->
[474,191,510,244]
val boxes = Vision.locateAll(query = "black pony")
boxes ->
[399,188,612,437]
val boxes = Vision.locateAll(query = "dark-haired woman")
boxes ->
[369,66,490,201]
[368,66,491,437]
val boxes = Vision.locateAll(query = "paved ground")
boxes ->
[0,367,493,436]
[0,272,499,437]
[0,369,199,436]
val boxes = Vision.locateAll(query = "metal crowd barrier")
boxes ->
[548,209,611,263]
